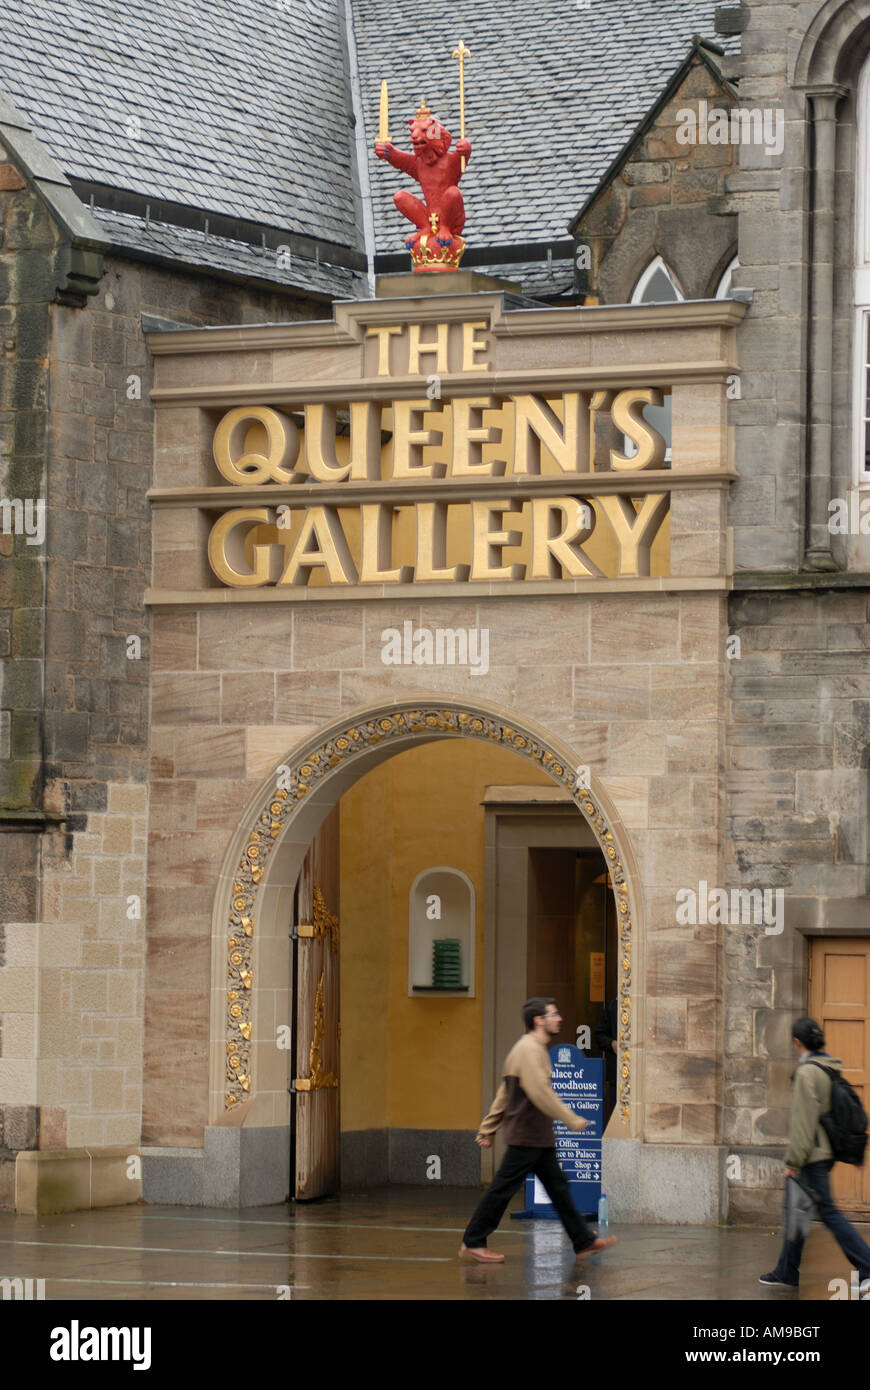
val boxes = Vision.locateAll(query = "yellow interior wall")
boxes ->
[338,739,553,1132]
[337,759,392,1131]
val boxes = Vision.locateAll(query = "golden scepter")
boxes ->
[452,40,471,171]
[379,79,391,143]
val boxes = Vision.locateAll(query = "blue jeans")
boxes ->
[774,1160,870,1284]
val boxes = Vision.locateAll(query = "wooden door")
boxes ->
[808,938,870,1212]
[292,807,340,1200]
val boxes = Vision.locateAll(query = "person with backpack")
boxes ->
[760,1016,870,1288]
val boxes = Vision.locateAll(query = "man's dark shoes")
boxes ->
[759,1271,798,1287]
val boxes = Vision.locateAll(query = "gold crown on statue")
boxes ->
[415,97,432,119]
[411,232,467,272]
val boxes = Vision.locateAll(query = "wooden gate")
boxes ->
[292,807,340,1200]
[808,937,870,1212]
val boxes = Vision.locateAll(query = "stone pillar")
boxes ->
[803,85,847,572]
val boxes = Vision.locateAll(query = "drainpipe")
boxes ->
[804,85,847,571]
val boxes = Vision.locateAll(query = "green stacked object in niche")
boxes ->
[432,938,462,988]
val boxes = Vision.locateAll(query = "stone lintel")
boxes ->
[145,576,730,606]
[145,295,746,359]
[733,571,870,592]
[150,361,737,406]
[147,469,738,509]
[482,785,576,805]
[782,897,870,934]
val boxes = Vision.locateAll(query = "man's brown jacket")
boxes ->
[477,1033,589,1147]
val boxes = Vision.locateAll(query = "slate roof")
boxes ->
[93,208,367,300]
[473,259,576,300]
[351,0,737,251]
[0,0,363,251]
[0,0,737,295]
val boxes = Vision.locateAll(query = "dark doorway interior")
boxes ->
[526,848,618,1116]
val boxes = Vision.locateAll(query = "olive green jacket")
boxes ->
[785,1053,842,1170]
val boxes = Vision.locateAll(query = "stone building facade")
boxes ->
[136,288,739,1215]
[0,100,342,1207]
[715,0,870,1220]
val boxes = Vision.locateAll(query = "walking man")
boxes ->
[760,1016,870,1288]
[459,997,618,1263]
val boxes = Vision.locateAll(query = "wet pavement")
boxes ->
[0,1186,866,1300]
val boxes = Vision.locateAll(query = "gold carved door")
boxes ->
[292,807,340,1200]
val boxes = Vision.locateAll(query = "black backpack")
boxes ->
[808,1060,869,1166]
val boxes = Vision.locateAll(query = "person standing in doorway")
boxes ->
[760,1016,870,1288]
[595,995,619,1120]
[459,997,619,1263]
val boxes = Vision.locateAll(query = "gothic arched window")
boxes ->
[630,255,684,305]
[716,255,739,299]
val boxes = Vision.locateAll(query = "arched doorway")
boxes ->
[207,698,640,1203]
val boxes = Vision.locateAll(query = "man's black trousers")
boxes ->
[462,1144,595,1252]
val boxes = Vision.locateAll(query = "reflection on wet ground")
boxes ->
[0,1185,864,1300]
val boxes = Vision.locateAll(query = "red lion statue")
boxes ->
[375,99,471,272]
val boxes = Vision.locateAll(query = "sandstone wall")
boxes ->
[0,190,328,1203]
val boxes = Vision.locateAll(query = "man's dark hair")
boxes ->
[523,997,555,1031]
[792,1016,825,1051]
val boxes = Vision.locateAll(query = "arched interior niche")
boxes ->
[408,866,476,996]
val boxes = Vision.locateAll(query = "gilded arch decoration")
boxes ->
[222,704,637,1121]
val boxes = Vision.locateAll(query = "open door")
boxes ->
[292,806,340,1200]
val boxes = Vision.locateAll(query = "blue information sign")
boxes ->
[513,1044,604,1220]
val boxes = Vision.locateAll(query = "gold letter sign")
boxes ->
[205,348,672,589]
